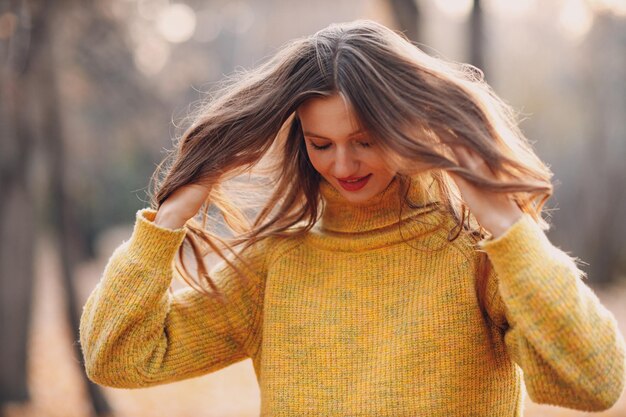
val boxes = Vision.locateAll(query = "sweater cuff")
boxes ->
[477,213,554,272]
[126,208,187,268]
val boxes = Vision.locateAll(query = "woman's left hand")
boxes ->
[447,145,523,238]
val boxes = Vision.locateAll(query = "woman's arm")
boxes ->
[481,213,626,411]
[79,208,268,388]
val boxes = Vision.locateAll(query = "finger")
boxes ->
[452,145,495,178]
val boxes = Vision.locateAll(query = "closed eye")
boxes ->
[306,138,372,150]
[310,142,331,150]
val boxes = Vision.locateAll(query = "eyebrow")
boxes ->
[302,130,364,140]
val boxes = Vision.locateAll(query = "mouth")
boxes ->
[336,174,372,191]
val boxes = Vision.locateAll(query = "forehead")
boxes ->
[297,94,362,138]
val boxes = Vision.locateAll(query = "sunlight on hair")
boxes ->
[558,0,594,42]
[433,0,473,21]
[156,3,196,43]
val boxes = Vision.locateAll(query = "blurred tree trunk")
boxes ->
[469,0,484,72]
[38,8,113,417]
[578,14,626,285]
[389,0,421,42]
[0,1,111,415]
[0,0,36,406]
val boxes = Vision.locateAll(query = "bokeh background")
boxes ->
[1,0,626,416]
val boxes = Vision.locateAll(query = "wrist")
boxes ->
[154,208,187,230]
[486,211,523,238]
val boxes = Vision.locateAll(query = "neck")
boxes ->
[318,173,441,234]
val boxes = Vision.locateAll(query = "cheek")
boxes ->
[305,148,328,174]
[363,154,394,175]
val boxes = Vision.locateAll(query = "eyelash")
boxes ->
[309,141,372,150]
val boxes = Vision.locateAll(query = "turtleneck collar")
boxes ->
[318,173,441,234]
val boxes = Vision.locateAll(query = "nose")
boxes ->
[332,145,360,178]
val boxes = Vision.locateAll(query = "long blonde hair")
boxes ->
[151,19,553,320]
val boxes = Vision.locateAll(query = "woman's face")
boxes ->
[297,93,397,205]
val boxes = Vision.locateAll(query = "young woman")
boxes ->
[79,20,625,416]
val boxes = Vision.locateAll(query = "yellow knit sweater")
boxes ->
[80,177,625,416]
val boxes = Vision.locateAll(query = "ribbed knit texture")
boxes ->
[79,176,625,416]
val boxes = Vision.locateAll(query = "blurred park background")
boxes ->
[1,0,626,416]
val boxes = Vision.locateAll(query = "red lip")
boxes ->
[336,174,372,191]
[337,175,366,181]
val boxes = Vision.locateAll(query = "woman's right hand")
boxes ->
[154,183,212,230]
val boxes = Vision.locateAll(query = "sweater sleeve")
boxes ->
[79,208,268,388]
[479,213,626,411]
